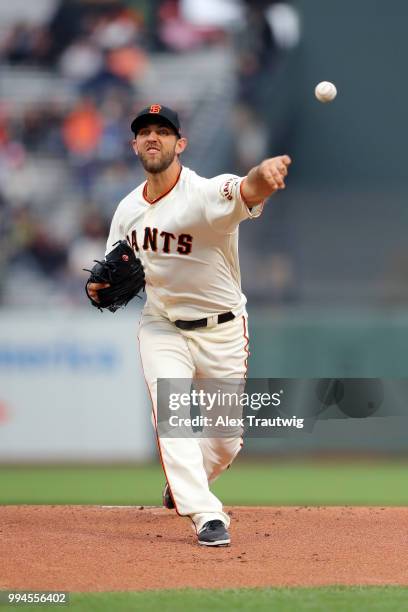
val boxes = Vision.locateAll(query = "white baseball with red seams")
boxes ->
[315,81,337,103]
[106,165,263,532]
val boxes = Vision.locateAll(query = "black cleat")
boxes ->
[198,520,230,547]
[162,483,175,509]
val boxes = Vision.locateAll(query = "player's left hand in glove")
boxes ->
[84,240,145,313]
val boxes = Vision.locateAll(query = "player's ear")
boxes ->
[176,137,188,155]
[132,139,139,156]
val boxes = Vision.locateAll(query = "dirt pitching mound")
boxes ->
[1,505,407,591]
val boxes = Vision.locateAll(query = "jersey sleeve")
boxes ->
[203,174,264,234]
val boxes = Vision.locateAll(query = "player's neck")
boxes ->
[144,161,182,203]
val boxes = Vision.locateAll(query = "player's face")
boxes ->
[134,124,180,174]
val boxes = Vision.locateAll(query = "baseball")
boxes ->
[315,81,337,103]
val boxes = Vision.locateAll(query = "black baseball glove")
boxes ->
[85,240,145,313]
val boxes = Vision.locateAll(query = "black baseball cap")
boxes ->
[131,104,181,138]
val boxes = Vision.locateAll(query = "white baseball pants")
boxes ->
[138,311,249,532]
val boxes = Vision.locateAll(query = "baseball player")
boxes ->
[87,104,291,546]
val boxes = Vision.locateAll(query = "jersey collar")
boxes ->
[142,166,183,205]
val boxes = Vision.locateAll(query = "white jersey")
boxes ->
[106,166,263,321]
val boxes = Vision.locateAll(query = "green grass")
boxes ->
[2,587,408,612]
[1,459,408,506]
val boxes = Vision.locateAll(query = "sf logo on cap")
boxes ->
[150,104,162,114]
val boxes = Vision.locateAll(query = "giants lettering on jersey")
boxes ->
[128,227,193,255]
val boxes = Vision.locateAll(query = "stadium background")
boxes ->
[1,0,408,519]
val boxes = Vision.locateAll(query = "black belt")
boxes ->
[174,311,235,330]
